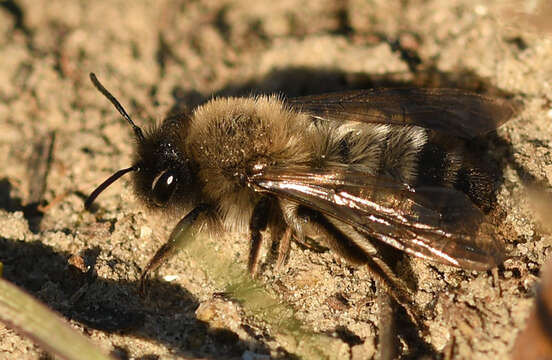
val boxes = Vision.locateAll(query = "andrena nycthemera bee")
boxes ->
[85,73,519,314]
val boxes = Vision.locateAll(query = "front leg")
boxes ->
[248,197,271,275]
[140,204,209,293]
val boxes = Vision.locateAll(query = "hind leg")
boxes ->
[280,200,420,324]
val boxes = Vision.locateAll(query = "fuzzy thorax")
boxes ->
[187,96,310,232]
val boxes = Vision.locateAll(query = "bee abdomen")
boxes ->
[453,164,497,212]
[416,141,497,212]
[416,142,463,187]
[308,123,428,184]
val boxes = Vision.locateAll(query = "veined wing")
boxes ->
[287,88,520,139]
[251,166,503,271]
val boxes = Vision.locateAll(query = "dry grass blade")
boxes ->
[0,277,114,360]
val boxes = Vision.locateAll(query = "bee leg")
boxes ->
[377,288,400,360]
[290,206,421,326]
[248,197,271,275]
[268,225,292,271]
[274,226,292,270]
[139,204,208,294]
[280,201,423,326]
[290,234,329,253]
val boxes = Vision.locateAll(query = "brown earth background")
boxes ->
[1,0,552,359]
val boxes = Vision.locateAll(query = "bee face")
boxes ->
[132,126,198,210]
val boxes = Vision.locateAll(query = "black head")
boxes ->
[131,119,197,209]
[85,73,195,211]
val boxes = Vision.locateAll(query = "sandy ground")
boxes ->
[1,0,552,359]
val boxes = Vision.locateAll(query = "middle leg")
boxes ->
[248,196,271,275]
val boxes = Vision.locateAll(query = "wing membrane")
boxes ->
[251,167,502,271]
[287,88,520,139]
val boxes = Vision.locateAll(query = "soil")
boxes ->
[0,1,551,359]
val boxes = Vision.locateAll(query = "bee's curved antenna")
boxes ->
[84,166,139,210]
[89,72,145,142]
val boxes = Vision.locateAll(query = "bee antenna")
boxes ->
[84,166,138,210]
[89,73,145,142]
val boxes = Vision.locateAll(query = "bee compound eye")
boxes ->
[151,170,178,206]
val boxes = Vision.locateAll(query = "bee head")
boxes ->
[131,120,197,209]
[85,73,196,211]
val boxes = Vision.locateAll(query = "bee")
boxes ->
[85,73,519,314]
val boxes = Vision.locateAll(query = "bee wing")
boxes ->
[287,88,520,139]
[251,167,503,271]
